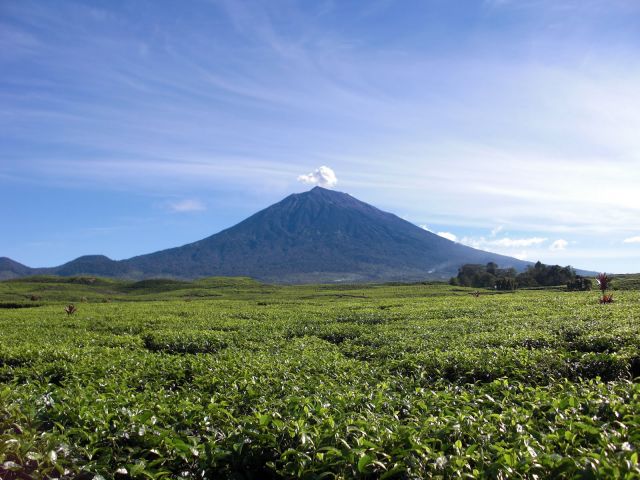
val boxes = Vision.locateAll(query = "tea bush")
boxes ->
[0,283,639,478]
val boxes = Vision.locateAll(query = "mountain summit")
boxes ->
[2,187,529,282]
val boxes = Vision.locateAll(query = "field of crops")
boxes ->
[1,278,639,479]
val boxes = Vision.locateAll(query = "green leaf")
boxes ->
[358,454,373,473]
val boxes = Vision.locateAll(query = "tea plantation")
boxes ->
[1,278,639,478]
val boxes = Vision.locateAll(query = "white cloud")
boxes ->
[167,199,206,212]
[549,239,568,251]
[297,166,338,188]
[419,225,457,242]
[460,236,483,249]
[512,251,529,261]
[490,237,547,248]
[459,235,546,252]
[437,231,457,242]
[623,236,640,244]
[490,225,503,237]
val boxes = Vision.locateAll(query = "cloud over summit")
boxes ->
[297,166,338,188]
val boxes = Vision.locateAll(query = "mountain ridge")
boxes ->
[3,187,535,283]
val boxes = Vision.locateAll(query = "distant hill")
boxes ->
[5,187,533,283]
[0,257,33,280]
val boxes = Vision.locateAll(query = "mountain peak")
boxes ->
[72,255,113,262]
[292,186,358,207]
[305,186,346,197]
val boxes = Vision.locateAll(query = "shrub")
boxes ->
[143,330,234,354]
[599,294,614,304]
[567,277,592,291]
[495,277,516,291]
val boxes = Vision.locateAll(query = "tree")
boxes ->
[496,277,516,291]
[456,263,515,289]
[567,276,592,291]
[517,262,577,288]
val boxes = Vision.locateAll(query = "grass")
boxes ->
[0,277,639,478]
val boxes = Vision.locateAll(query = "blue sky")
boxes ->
[2,0,640,273]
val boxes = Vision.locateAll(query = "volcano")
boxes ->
[2,187,530,283]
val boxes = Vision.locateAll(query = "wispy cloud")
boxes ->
[460,236,547,249]
[167,199,206,213]
[457,234,550,264]
[492,237,547,248]
[550,239,568,251]
[623,236,640,244]
[419,225,457,243]
[512,251,528,261]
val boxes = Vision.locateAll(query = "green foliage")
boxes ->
[0,282,639,478]
[120,278,192,293]
[456,263,517,289]
[517,261,576,288]
[567,276,593,291]
[495,277,516,291]
[611,273,640,291]
[143,330,234,354]
[0,275,271,304]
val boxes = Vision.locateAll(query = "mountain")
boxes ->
[5,187,531,283]
[0,257,33,280]
[46,255,124,277]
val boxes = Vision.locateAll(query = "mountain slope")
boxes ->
[119,187,529,282]
[5,187,531,283]
[0,257,33,280]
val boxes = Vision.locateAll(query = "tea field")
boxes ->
[1,277,639,478]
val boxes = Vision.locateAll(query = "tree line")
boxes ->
[450,261,592,291]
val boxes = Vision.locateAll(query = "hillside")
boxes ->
[0,257,33,280]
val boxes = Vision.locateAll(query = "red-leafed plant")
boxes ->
[596,273,613,304]
[599,294,614,304]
